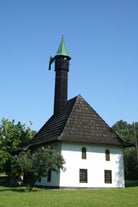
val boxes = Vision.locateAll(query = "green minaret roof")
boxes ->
[55,37,70,58]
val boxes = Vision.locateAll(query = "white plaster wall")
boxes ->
[35,142,125,188]
[59,143,125,188]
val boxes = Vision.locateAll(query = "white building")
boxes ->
[28,38,130,188]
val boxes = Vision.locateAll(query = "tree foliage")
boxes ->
[0,118,36,175]
[124,148,138,179]
[112,120,138,144]
[11,147,65,191]
[112,120,138,179]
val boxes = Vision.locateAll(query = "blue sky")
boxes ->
[0,0,138,131]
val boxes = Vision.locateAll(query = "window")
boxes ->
[105,149,110,161]
[47,170,52,182]
[82,147,86,159]
[38,178,41,182]
[104,170,112,183]
[80,169,87,183]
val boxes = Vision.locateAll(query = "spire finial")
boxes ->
[55,36,70,59]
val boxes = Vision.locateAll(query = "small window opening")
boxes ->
[47,170,52,182]
[105,149,110,161]
[82,147,86,159]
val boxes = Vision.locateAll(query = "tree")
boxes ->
[0,118,36,175]
[11,147,65,191]
[112,120,135,143]
[112,120,138,179]
[124,148,138,179]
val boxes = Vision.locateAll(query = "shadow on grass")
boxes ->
[0,186,40,193]
[0,176,40,193]
[0,187,25,192]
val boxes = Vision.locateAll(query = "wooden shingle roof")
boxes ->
[28,95,130,149]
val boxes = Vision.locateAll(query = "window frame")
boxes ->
[79,169,88,183]
[104,170,112,184]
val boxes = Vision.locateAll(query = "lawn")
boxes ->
[0,185,138,207]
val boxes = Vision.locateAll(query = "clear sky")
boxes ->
[0,0,138,131]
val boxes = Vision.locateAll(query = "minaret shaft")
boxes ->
[54,56,69,114]
[49,37,71,115]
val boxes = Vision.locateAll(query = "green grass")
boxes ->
[0,185,138,207]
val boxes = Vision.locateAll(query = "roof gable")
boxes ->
[29,95,128,148]
[58,95,125,146]
[30,95,128,147]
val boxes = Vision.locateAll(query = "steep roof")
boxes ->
[28,95,130,149]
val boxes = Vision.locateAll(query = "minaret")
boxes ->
[53,37,71,114]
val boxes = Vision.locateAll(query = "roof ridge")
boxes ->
[59,96,79,139]
[59,95,88,140]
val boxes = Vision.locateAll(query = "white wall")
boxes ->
[59,143,125,188]
[35,142,125,188]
